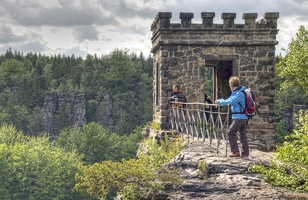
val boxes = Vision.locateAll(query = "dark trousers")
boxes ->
[228,119,249,156]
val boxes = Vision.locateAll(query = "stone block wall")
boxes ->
[151,12,279,149]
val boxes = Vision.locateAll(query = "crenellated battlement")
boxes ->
[151,12,279,33]
[151,12,279,54]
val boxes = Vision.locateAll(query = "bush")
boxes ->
[140,133,185,170]
[0,125,93,200]
[197,160,209,179]
[75,132,185,199]
[249,111,308,191]
[56,122,143,164]
[75,157,163,200]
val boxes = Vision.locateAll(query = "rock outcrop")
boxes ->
[43,92,86,135]
[154,139,308,200]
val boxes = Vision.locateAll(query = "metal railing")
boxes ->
[168,102,230,156]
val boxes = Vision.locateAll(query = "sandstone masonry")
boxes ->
[151,12,279,149]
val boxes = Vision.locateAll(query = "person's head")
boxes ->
[229,76,240,89]
[172,84,180,92]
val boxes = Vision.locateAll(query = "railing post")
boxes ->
[167,102,230,156]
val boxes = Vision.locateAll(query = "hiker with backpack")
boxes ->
[215,76,250,158]
[168,84,187,108]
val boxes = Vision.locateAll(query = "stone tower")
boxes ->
[151,12,279,149]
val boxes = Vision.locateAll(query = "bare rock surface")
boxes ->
[155,139,308,200]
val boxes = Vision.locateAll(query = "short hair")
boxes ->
[229,76,240,88]
[173,84,180,90]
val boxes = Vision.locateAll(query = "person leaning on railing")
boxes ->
[168,84,187,108]
[215,76,249,158]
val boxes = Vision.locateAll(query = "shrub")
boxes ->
[249,111,308,191]
[197,160,209,179]
[75,132,185,199]
[140,133,185,170]
[0,125,92,200]
[75,157,163,200]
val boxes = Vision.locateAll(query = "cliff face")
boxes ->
[43,92,86,135]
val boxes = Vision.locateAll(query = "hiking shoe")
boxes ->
[229,152,240,157]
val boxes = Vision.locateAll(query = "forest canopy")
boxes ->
[0,48,153,136]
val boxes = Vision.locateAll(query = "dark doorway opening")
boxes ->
[216,61,233,99]
[203,60,233,101]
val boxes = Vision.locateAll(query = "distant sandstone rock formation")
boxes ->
[43,91,86,135]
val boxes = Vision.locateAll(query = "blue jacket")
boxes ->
[217,86,248,120]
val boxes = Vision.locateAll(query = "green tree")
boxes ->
[0,48,153,137]
[0,124,25,145]
[57,122,110,164]
[0,125,93,200]
[0,104,29,133]
[136,73,153,124]
[99,49,150,135]
[29,68,46,107]
[75,157,161,200]
[119,126,143,159]
[277,26,308,92]
[0,58,23,88]
[249,111,308,191]
[53,102,70,136]
[80,122,109,164]
[275,26,308,143]
[0,143,11,199]
[75,132,184,199]
[56,122,142,164]
[103,49,142,94]
[28,106,46,136]
[80,54,98,100]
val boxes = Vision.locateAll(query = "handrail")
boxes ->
[168,102,230,156]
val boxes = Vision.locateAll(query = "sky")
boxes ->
[0,0,308,58]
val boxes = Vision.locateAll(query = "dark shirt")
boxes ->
[205,93,213,104]
[168,91,186,102]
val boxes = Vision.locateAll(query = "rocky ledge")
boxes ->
[154,139,308,200]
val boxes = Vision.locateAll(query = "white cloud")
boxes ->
[63,46,88,58]
[0,0,307,58]
[276,15,308,55]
